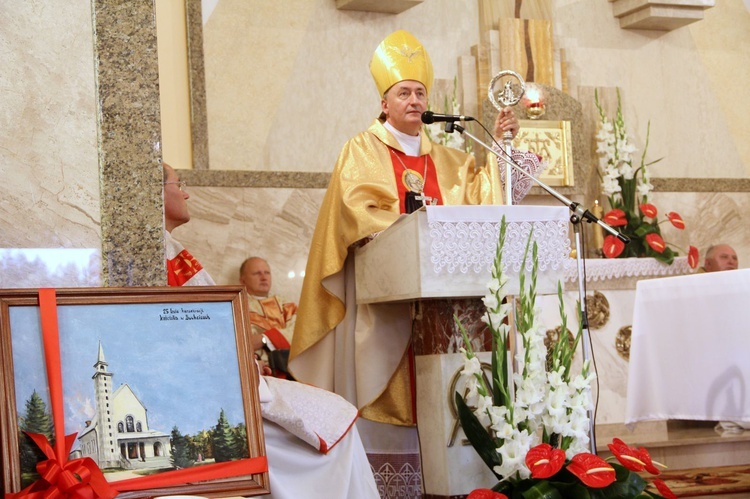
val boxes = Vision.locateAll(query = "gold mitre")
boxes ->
[370,30,433,97]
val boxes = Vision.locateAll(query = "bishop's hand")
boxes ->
[494,107,519,140]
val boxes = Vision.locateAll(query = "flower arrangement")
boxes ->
[594,89,698,268]
[457,218,676,498]
[424,76,471,153]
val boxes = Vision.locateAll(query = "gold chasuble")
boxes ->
[248,295,297,344]
[289,118,504,426]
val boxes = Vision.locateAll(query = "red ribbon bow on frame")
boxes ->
[8,289,116,499]
[12,432,116,499]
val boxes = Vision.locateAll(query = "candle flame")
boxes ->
[526,87,542,105]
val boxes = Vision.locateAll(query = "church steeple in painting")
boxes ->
[91,340,119,466]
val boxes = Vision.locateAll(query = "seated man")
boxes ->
[163,163,379,498]
[240,257,297,378]
[701,243,739,272]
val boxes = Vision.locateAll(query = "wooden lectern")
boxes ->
[354,205,570,498]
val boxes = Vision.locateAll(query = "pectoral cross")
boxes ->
[415,192,434,207]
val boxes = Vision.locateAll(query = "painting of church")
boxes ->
[77,341,171,470]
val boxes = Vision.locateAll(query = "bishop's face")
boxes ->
[381,80,428,136]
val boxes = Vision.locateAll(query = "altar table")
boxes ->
[626,269,750,425]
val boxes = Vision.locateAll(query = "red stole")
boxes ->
[167,248,204,286]
[389,148,443,213]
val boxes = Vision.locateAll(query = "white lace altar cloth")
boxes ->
[425,205,570,277]
[563,256,695,282]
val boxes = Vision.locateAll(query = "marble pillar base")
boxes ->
[415,352,497,497]
[412,298,491,355]
[411,299,498,496]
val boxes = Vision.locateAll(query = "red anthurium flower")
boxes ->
[603,235,625,258]
[607,438,660,475]
[688,246,700,269]
[639,203,658,218]
[607,438,646,472]
[467,489,508,499]
[645,233,666,253]
[667,212,685,229]
[653,479,678,499]
[566,453,616,488]
[603,209,628,227]
[526,443,566,479]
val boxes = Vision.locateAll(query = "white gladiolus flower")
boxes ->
[464,380,479,405]
[570,370,596,391]
[487,405,508,426]
[482,293,499,310]
[476,395,494,414]
[446,133,465,150]
[637,179,653,198]
[482,311,505,330]
[492,420,515,439]
[545,388,569,417]
[496,432,532,480]
[619,162,636,180]
[601,176,622,196]
[461,354,482,377]
[487,278,502,293]
[456,218,595,485]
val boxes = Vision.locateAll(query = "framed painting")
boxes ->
[0,286,269,498]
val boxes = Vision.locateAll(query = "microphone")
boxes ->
[421,111,475,124]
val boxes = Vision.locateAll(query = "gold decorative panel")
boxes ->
[585,291,610,329]
[616,325,632,361]
[512,119,574,186]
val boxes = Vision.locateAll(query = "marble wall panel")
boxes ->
[2,1,166,288]
[0,2,100,252]
[195,0,750,179]
[555,0,749,179]
[170,186,326,303]
[201,0,480,172]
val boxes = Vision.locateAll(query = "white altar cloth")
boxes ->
[356,206,570,303]
[626,269,750,425]
[425,205,570,276]
[562,256,694,283]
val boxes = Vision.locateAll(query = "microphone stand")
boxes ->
[446,121,629,455]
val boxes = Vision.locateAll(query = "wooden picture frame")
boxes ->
[513,119,575,186]
[0,286,269,497]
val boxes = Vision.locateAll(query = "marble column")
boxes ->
[92,0,165,286]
